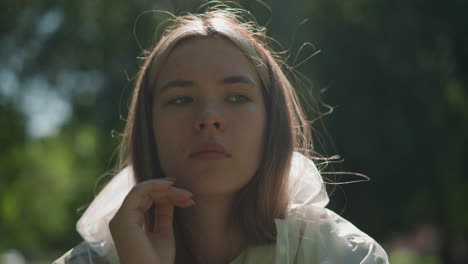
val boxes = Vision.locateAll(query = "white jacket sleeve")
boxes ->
[53,241,117,264]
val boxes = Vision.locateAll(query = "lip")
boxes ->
[189,141,231,160]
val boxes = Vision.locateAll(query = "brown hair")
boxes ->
[116,7,311,247]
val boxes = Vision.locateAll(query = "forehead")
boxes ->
[155,37,261,87]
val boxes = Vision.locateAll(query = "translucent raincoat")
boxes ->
[54,152,389,263]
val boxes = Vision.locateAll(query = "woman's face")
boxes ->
[152,38,266,196]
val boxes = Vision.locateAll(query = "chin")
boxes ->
[178,172,251,197]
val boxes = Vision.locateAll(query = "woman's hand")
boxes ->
[109,179,194,264]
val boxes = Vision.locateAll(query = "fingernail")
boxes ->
[182,199,195,206]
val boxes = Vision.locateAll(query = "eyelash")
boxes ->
[167,96,193,105]
[167,94,251,105]
[227,94,250,103]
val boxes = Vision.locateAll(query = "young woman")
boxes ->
[55,6,389,264]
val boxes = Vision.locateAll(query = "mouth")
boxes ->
[189,141,231,160]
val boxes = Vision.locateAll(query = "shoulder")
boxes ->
[53,241,118,264]
[275,205,389,264]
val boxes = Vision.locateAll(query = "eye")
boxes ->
[167,96,193,105]
[227,94,250,103]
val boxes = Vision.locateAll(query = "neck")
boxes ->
[175,193,246,264]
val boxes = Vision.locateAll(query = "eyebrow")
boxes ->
[158,75,257,94]
[159,79,194,94]
[222,75,257,87]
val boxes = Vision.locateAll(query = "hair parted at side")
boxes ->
[116,4,312,245]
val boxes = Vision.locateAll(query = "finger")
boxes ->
[151,199,198,238]
[123,181,194,214]
[154,203,174,236]
[150,186,193,203]
[122,179,174,210]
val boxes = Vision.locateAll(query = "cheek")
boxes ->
[231,107,266,159]
[153,112,191,169]
[229,109,266,188]
[154,109,191,141]
[238,105,266,138]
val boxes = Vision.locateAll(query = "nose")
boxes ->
[193,104,226,133]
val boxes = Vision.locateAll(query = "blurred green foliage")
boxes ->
[389,249,441,264]
[1,0,466,262]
